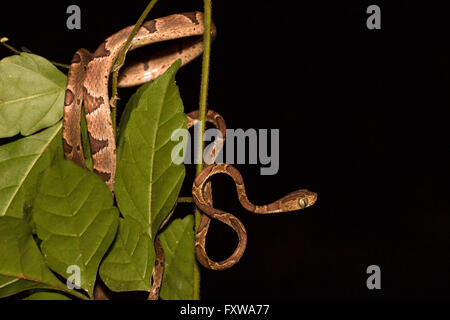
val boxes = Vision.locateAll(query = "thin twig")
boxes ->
[20,46,32,53]
[110,0,159,136]
[0,37,21,54]
[0,37,70,69]
[177,197,194,203]
[50,61,70,69]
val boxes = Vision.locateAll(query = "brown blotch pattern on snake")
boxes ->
[92,41,111,58]
[64,89,74,106]
[89,134,109,154]
[71,53,81,64]
[143,20,157,33]
[93,169,111,183]
[181,12,200,25]
[63,138,73,154]
[83,87,105,114]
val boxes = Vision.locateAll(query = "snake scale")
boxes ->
[63,11,317,300]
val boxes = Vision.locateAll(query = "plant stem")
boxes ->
[193,0,212,301]
[62,287,90,300]
[0,38,70,69]
[177,197,194,203]
[0,37,20,54]
[110,0,159,137]
[50,61,70,69]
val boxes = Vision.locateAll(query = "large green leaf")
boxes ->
[0,53,66,137]
[0,122,63,218]
[115,60,187,239]
[159,215,195,300]
[99,217,155,292]
[0,216,82,299]
[32,159,119,298]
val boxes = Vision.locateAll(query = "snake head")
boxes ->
[280,189,317,211]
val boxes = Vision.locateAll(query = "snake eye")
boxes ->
[298,198,308,209]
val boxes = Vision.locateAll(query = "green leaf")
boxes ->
[159,215,195,300]
[99,217,155,292]
[117,87,140,148]
[0,53,67,137]
[115,60,187,239]
[0,216,71,297]
[0,122,63,218]
[32,159,119,298]
[23,291,72,300]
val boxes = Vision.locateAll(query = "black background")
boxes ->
[1,0,449,299]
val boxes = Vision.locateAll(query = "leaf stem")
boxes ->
[0,37,70,69]
[193,0,212,301]
[110,0,159,137]
[60,287,90,300]
[50,61,71,69]
[177,197,194,203]
[0,37,21,54]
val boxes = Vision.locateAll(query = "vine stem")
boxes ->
[193,0,212,301]
[110,0,159,136]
